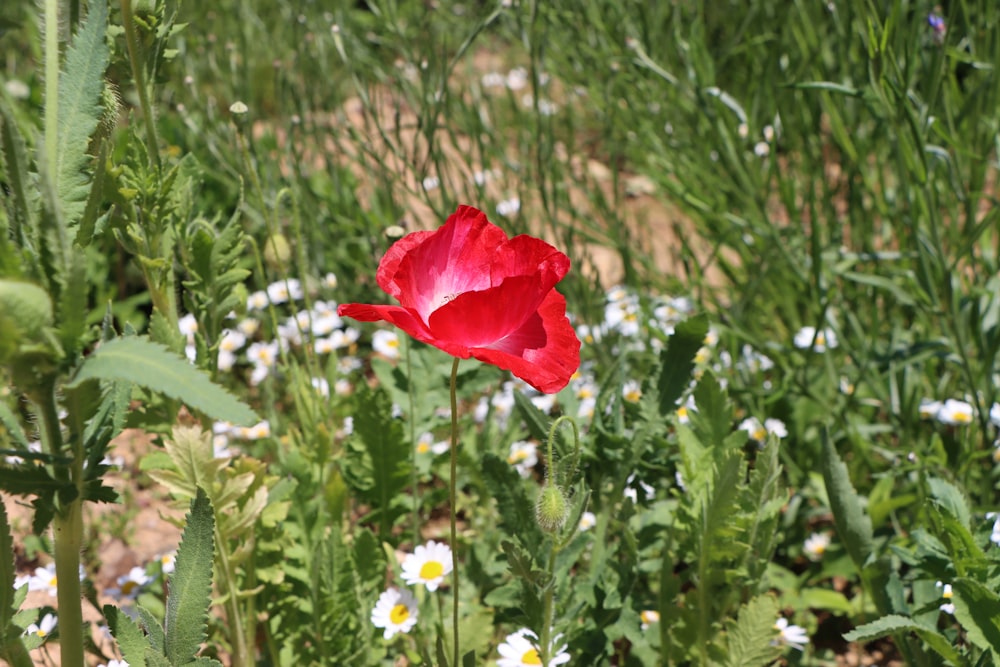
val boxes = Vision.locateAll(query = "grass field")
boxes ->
[2,1,1000,665]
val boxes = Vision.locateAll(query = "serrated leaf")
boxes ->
[656,313,709,416]
[0,400,29,449]
[0,503,15,629]
[513,390,550,443]
[56,0,110,224]
[66,336,257,425]
[842,614,960,664]
[104,604,149,667]
[725,595,782,667]
[0,89,38,248]
[482,454,540,551]
[927,477,971,528]
[348,384,410,535]
[166,488,215,664]
[821,433,872,571]
[951,578,1000,655]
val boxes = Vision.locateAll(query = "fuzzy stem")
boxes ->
[215,520,250,667]
[406,337,420,544]
[34,383,85,667]
[448,357,460,667]
[119,0,161,169]
[538,547,557,666]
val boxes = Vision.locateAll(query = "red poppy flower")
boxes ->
[338,205,580,393]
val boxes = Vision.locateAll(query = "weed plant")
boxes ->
[1,0,1000,665]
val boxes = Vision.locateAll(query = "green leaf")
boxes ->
[927,476,971,528]
[842,614,961,664]
[0,503,16,630]
[725,595,782,667]
[66,336,257,425]
[0,91,37,251]
[104,604,149,667]
[0,400,29,449]
[482,454,540,552]
[57,0,110,224]
[821,433,872,571]
[347,384,410,535]
[165,488,215,665]
[656,313,709,416]
[951,578,1000,656]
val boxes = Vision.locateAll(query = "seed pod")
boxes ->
[263,232,292,269]
[535,481,569,533]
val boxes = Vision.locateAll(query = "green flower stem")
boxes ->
[448,357,460,667]
[406,337,419,544]
[119,0,161,169]
[33,383,85,667]
[538,548,557,666]
[215,520,250,667]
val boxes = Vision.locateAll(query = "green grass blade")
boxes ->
[66,336,257,425]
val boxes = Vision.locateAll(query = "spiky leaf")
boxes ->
[56,0,110,224]
[821,434,872,571]
[843,615,960,664]
[725,595,782,667]
[951,578,1000,656]
[165,488,215,665]
[104,604,149,667]
[0,503,15,630]
[66,336,257,425]
[656,313,709,416]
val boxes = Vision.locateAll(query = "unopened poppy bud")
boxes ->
[385,224,406,240]
[0,280,53,360]
[263,233,292,269]
[535,482,569,533]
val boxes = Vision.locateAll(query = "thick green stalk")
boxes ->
[215,522,250,667]
[448,357,460,667]
[34,384,85,667]
[119,0,161,168]
[406,337,419,544]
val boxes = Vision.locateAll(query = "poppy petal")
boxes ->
[470,290,580,393]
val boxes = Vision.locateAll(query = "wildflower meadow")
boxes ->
[2,0,1000,665]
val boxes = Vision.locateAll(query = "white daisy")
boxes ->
[373,329,401,359]
[640,609,660,630]
[793,326,837,352]
[25,612,57,639]
[578,511,596,531]
[937,399,974,426]
[773,617,808,650]
[497,628,570,667]
[936,581,955,614]
[401,540,453,592]
[803,533,830,561]
[266,278,303,304]
[107,566,151,601]
[739,417,767,444]
[507,441,538,478]
[178,313,198,341]
[371,587,418,640]
[622,380,642,403]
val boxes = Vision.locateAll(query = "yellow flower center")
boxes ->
[419,561,444,580]
[676,407,688,418]
[121,580,138,596]
[753,428,766,441]
[416,442,430,454]
[390,604,410,624]
[509,451,528,463]
[35,628,46,637]
[521,649,542,665]
[954,412,972,423]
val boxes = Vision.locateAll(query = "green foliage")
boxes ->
[165,489,216,665]
[56,0,111,225]
[341,383,411,536]
[106,489,222,667]
[724,595,782,667]
[821,435,873,572]
[67,336,257,425]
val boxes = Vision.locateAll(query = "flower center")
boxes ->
[521,649,542,665]
[419,561,444,580]
[121,581,138,596]
[390,604,410,624]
